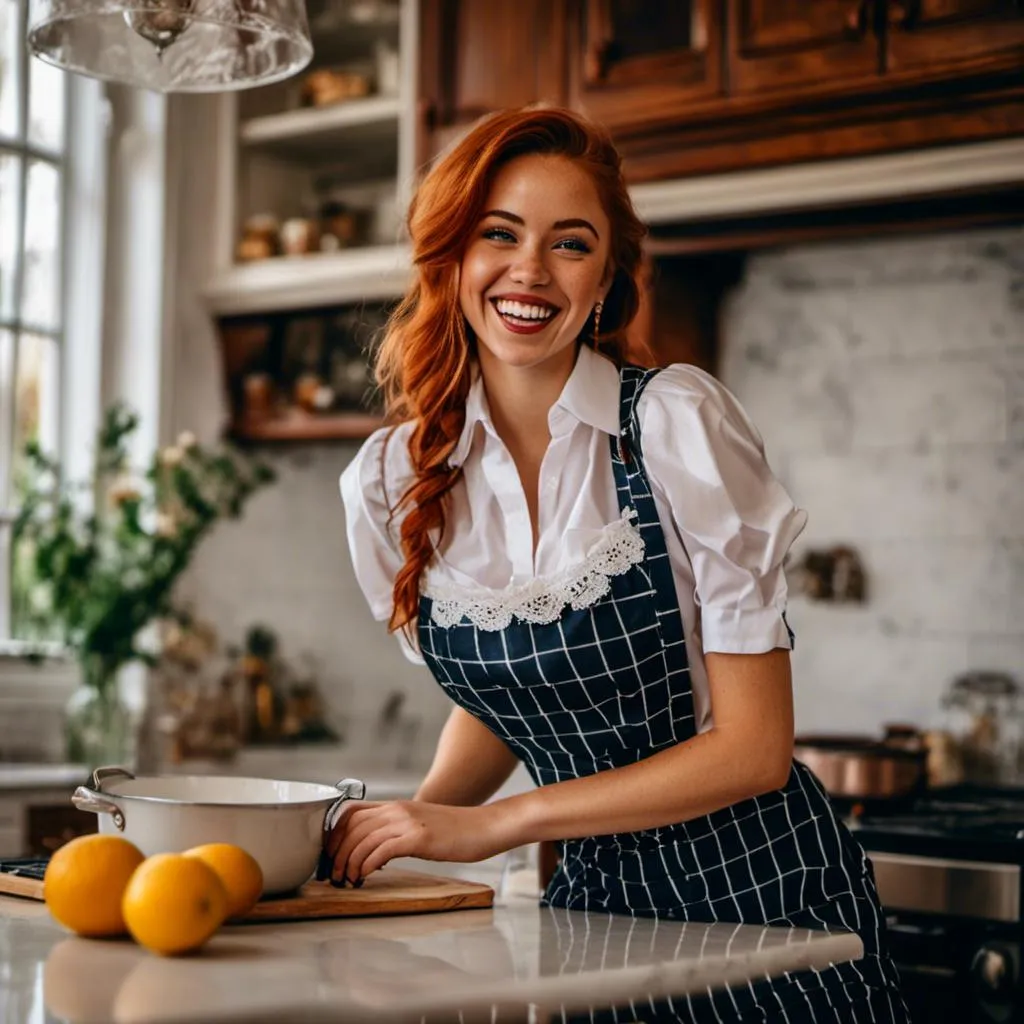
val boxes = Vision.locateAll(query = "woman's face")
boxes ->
[459,153,612,378]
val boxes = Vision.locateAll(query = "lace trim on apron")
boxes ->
[422,508,645,631]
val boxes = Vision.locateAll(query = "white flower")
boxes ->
[176,430,197,450]
[108,473,142,505]
[160,445,184,466]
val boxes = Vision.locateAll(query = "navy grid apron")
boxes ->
[418,366,908,1023]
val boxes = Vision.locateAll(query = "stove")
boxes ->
[0,857,48,881]
[853,786,1024,1023]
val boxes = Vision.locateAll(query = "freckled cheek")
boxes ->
[559,265,604,323]
[458,252,499,325]
[460,251,498,299]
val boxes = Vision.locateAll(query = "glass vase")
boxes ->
[65,658,136,770]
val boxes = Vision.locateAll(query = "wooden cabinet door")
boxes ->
[886,1,1024,79]
[728,0,881,97]
[418,0,569,168]
[569,0,724,133]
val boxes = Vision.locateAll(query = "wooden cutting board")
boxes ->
[0,867,494,921]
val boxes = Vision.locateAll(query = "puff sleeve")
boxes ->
[339,424,425,664]
[639,365,807,655]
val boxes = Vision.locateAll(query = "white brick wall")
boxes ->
[720,226,1024,736]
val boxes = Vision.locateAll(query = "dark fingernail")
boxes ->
[316,850,332,882]
[353,877,364,889]
[330,875,347,889]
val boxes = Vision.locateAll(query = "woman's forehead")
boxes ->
[484,154,607,220]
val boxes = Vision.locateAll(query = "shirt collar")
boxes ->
[448,346,620,469]
[555,344,621,437]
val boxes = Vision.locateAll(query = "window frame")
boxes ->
[0,0,108,652]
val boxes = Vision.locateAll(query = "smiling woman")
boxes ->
[333,106,909,1024]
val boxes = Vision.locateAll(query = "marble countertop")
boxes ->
[0,885,863,1023]
[0,763,88,792]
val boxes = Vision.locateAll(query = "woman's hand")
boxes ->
[324,800,513,885]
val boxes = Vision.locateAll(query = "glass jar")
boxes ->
[64,657,136,770]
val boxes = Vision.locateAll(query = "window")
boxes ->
[0,0,68,641]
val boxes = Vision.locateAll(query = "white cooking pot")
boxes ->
[71,766,365,894]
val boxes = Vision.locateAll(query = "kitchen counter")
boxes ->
[0,885,863,1023]
[0,763,88,791]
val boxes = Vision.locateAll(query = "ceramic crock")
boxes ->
[71,766,365,894]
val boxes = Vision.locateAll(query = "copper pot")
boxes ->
[794,731,928,801]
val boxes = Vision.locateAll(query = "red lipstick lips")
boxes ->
[490,295,560,335]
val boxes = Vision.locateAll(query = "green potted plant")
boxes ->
[12,403,275,768]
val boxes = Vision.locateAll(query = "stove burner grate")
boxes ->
[0,858,49,881]
[855,786,1024,842]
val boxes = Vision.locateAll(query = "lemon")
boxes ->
[122,853,228,956]
[183,843,264,918]
[43,834,145,937]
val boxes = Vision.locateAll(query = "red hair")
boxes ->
[376,106,647,634]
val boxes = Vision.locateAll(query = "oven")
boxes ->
[855,788,1024,1024]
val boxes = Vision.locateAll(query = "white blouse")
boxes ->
[339,345,807,734]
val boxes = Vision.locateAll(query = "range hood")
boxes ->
[629,137,1024,255]
[630,137,1024,225]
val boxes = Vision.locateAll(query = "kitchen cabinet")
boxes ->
[216,306,391,443]
[0,781,95,859]
[885,0,1024,79]
[201,0,416,323]
[416,1,1024,185]
[568,0,724,134]
[417,0,569,166]
[25,803,95,856]
[197,0,419,439]
[726,1,881,97]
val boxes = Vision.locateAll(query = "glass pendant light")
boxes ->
[27,1,313,93]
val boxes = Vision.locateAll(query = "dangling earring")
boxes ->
[592,300,603,345]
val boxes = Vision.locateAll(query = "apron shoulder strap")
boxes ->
[616,364,663,469]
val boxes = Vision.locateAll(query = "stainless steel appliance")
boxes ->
[854,787,1024,1023]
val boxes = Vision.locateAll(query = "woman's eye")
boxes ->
[555,237,591,254]
[482,227,516,243]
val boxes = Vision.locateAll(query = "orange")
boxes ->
[43,833,145,937]
[183,843,264,918]
[122,853,228,956]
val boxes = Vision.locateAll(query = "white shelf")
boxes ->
[240,95,401,156]
[203,243,413,316]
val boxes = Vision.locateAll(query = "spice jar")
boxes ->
[243,373,275,422]
[236,215,280,262]
[293,373,322,412]
[280,217,320,256]
[319,202,361,251]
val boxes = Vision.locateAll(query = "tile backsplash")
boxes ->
[173,443,448,772]
[720,226,1024,736]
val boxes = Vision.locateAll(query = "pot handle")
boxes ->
[71,786,126,831]
[323,777,367,834]
[317,778,367,882]
[91,765,135,790]
[70,765,135,831]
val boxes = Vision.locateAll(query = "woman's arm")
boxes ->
[415,705,520,806]
[326,649,794,883]
[505,649,794,841]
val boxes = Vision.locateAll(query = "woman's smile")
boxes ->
[489,293,561,334]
